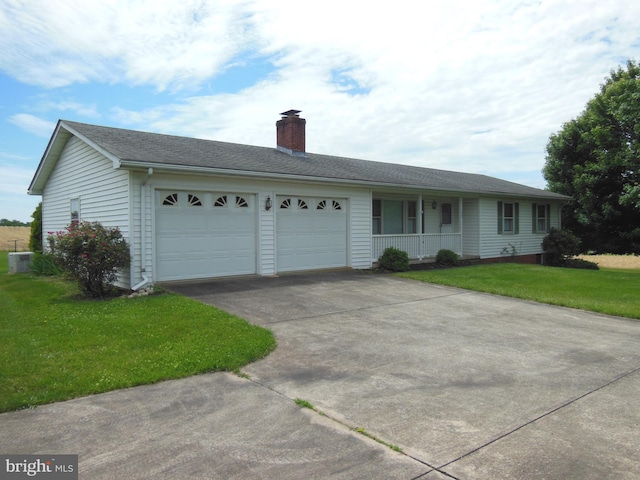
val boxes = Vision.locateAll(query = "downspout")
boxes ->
[132,168,153,291]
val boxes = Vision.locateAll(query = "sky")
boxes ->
[1,0,639,223]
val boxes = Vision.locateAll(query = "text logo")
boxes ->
[0,455,77,480]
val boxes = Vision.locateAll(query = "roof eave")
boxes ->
[28,121,68,195]
[28,120,123,195]
[119,161,571,200]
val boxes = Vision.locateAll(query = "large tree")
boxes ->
[544,60,640,254]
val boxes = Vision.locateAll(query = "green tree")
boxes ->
[543,60,640,253]
[0,219,29,226]
[29,202,43,252]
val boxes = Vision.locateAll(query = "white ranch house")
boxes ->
[28,110,571,289]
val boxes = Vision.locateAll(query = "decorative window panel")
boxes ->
[162,193,178,206]
[188,194,202,206]
[214,195,228,207]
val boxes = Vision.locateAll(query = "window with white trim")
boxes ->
[372,199,418,235]
[407,201,417,233]
[532,203,550,233]
[70,198,80,223]
[372,199,382,234]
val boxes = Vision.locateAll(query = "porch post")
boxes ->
[459,197,463,256]
[417,194,423,259]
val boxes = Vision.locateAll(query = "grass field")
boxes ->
[0,252,276,412]
[577,254,640,269]
[0,226,31,252]
[398,262,640,320]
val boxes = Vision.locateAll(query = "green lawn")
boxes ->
[398,263,640,320]
[0,252,276,412]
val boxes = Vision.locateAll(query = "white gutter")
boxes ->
[119,160,571,201]
[132,168,153,291]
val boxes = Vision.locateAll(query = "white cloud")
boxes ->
[44,101,99,118]
[8,114,56,138]
[0,165,40,221]
[0,165,35,195]
[0,151,30,162]
[0,0,256,91]
[2,0,639,190]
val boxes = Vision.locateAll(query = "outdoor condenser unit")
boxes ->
[8,252,34,273]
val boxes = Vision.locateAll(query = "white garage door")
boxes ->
[276,196,347,272]
[156,191,256,281]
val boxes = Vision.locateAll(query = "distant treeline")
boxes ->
[0,219,30,226]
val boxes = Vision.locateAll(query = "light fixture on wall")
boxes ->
[431,200,438,210]
[265,196,272,211]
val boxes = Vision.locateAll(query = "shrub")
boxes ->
[378,247,410,272]
[436,249,459,267]
[563,258,599,270]
[29,252,64,276]
[48,221,131,298]
[542,228,581,266]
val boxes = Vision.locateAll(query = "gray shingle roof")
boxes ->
[62,120,569,200]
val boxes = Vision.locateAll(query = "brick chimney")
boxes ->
[276,109,306,156]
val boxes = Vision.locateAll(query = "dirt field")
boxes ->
[0,226,31,251]
[577,254,640,270]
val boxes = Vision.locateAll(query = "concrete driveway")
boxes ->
[2,270,640,479]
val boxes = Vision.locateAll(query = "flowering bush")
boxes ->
[48,221,131,298]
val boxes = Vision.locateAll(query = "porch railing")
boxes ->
[372,233,462,261]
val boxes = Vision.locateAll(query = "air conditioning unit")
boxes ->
[8,252,34,273]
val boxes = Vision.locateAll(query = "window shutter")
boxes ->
[546,203,551,232]
[497,201,503,234]
[532,203,537,233]
[514,202,520,234]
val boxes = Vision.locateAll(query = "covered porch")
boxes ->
[371,193,474,261]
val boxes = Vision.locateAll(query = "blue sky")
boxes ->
[1,0,639,222]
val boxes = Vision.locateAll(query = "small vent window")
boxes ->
[162,193,178,206]
[236,196,249,208]
[188,194,202,206]
[214,195,228,207]
[298,199,308,210]
[280,198,292,209]
[332,200,342,211]
[70,198,80,223]
[317,200,327,210]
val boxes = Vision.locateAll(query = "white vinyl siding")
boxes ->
[462,198,480,256]
[41,136,130,286]
[479,197,563,259]
[348,191,371,269]
[258,192,276,275]
[42,136,130,244]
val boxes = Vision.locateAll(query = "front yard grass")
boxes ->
[0,252,276,413]
[398,263,640,320]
